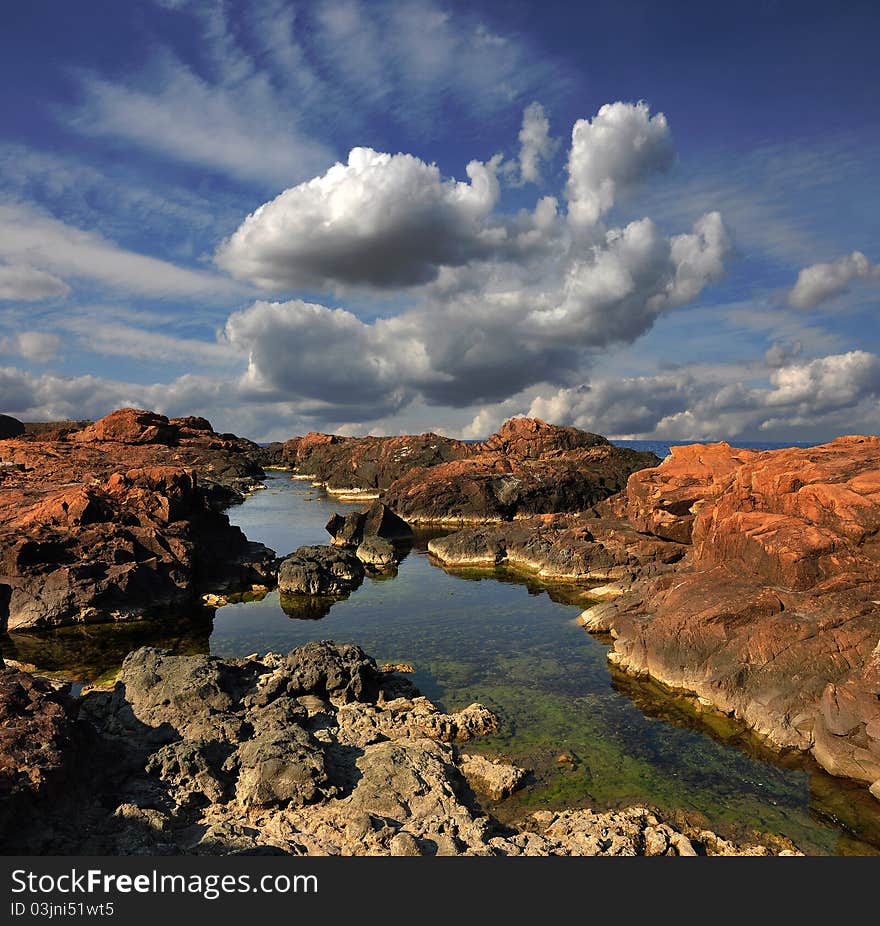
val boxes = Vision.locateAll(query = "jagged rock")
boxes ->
[326,501,413,546]
[277,546,365,597]
[460,753,527,800]
[0,465,275,630]
[1,645,799,856]
[582,436,880,797]
[382,420,658,522]
[0,408,273,630]
[0,668,81,842]
[281,431,471,491]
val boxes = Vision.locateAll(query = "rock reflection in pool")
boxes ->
[210,476,880,856]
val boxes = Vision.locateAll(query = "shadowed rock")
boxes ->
[277,545,365,597]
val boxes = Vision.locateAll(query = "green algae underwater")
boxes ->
[8,474,880,855]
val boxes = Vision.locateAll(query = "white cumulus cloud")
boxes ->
[518,102,559,184]
[216,147,504,290]
[788,250,880,309]
[566,101,674,229]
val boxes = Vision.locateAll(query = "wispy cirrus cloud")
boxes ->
[0,202,241,300]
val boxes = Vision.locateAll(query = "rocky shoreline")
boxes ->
[427,437,880,803]
[3,406,879,853]
[0,641,798,855]
[1,409,275,631]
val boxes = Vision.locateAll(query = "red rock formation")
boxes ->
[474,415,608,458]
[580,436,880,798]
[382,422,659,521]
[0,409,274,631]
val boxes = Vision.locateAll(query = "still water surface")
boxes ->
[7,467,880,855]
[210,475,880,855]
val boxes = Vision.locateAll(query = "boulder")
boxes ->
[277,545,365,597]
[70,408,177,445]
[326,501,413,546]
[356,536,397,569]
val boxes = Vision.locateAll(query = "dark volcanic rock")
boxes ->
[0,414,25,440]
[277,545,365,596]
[0,667,81,841]
[325,501,413,546]
[2,644,795,855]
[356,536,397,569]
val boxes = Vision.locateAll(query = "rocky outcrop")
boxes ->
[382,430,658,523]
[0,408,274,630]
[475,416,608,458]
[0,414,25,440]
[0,644,797,855]
[325,501,413,546]
[275,431,472,492]
[576,436,880,799]
[0,667,83,834]
[269,418,658,521]
[0,465,275,630]
[277,545,365,597]
[428,512,684,582]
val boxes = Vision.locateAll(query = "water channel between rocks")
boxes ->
[216,475,880,856]
[9,473,880,855]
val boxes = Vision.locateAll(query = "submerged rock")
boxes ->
[460,753,527,801]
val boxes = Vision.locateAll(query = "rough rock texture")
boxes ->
[325,501,413,546]
[0,408,274,630]
[267,418,657,521]
[0,644,796,855]
[356,536,397,569]
[460,753,526,801]
[382,420,658,522]
[577,437,880,798]
[0,414,25,440]
[277,545,365,596]
[0,667,83,833]
[267,431,471,492]
[428,511,684,582]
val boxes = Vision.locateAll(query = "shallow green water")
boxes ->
[7,474,880,854]
[209,476,880,855]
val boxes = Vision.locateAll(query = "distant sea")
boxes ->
[613,438,821,460]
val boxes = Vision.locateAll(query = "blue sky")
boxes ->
[1,0,878,441]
